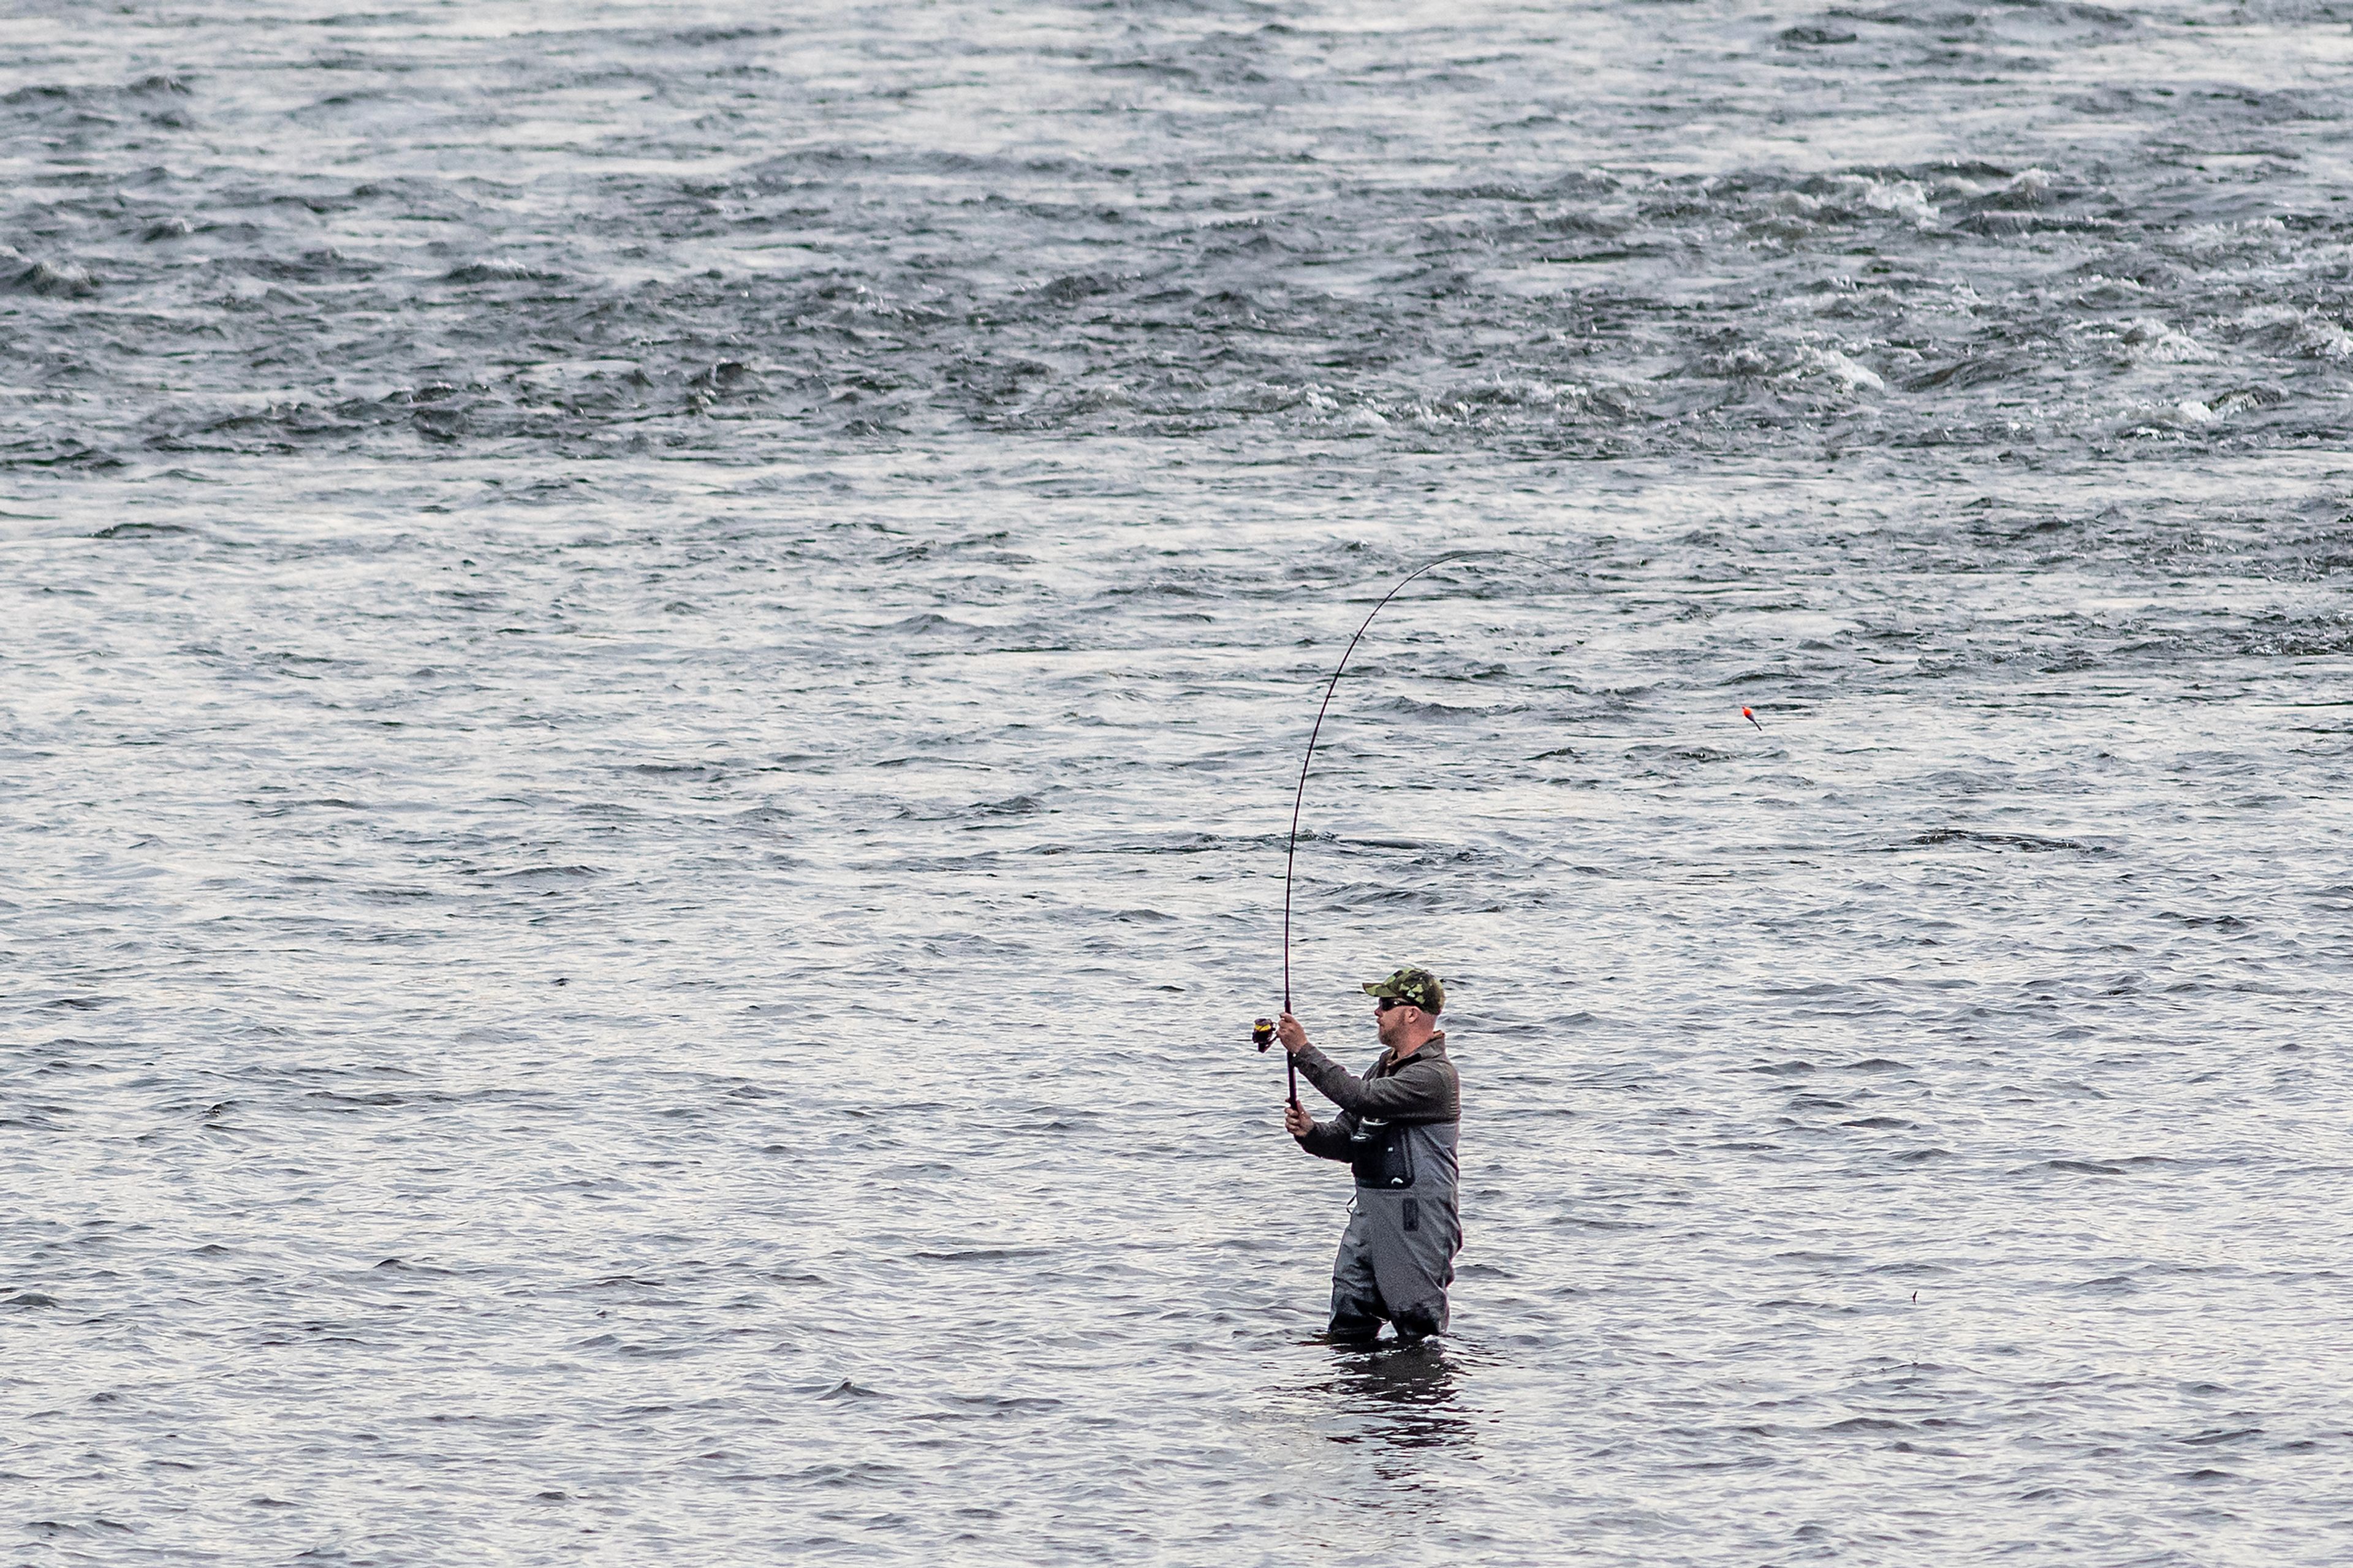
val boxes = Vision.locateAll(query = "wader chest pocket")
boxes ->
[1349,1119,1415,1191]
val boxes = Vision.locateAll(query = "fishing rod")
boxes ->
[1255,554,1466,1107]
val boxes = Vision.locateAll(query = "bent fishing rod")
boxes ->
[1254,554,1467,1105]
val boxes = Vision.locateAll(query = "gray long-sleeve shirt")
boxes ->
[1291,1032,1459,1164]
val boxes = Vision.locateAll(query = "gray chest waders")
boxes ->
[1329,1118,1462,1341]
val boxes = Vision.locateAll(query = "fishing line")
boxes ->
[1257,553,1466,1106]
[1250,555,1763,1105]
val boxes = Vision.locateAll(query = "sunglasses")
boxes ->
[1373,996,1417,1013]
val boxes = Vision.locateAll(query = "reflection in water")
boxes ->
[1316,1338,1477,1474]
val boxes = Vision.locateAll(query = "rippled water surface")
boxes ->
[7,2,2353,1564]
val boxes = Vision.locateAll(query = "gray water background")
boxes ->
[7,1,2353,1562]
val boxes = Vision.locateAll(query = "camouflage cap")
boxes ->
[1362,966,1445,1014]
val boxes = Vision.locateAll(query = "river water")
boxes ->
[7,1,2353,1563]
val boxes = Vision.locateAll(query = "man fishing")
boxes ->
[1276,966,1462,1343]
